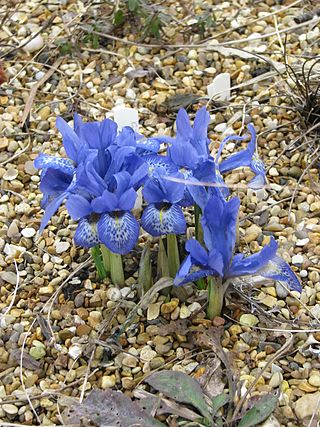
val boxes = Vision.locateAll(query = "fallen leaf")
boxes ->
[64,389,164,427]
[145,370,211,421]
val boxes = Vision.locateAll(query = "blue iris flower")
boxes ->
[141,168,186,237]
[174,194,301,292]
[168,106,210,170]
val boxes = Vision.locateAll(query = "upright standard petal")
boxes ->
[192,106,210,157]
[176,108,193,139]
[259,255,302,292]
[185,239,209,266]
[141,203,186,237]
[228,237,278,277]
[56,117,81,162]
[97,211,139,255]
[74,217,100,248]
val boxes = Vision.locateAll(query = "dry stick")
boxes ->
[20,57,64,127]
[232,332,293,423]
[89,16,320,50]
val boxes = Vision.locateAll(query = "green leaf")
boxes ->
[128,0,139,12]
[238,393,278,427]
[167,234,180,278]
[92,34,99,49]
[211,393,229,417]
[138,243,152,296]
[145,371,212,421]
[91,245,106,280]
[114,9,125,25]
[157,237,170,278]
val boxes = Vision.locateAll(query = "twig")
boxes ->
[20,57,64,127]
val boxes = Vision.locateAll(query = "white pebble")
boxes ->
[292,254,303,265]
[23,34,44,53]
[296,238,309,247]
[214,123,227,133]
[269,167,279,177]
[55,241,70,254]
[300,270,308,278]
[21,227,36,238]
[68,344,82,360]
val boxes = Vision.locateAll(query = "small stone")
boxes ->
[292,254,304,265]
[244,224,261,243]
[150,356,165,369]
[261,295,278,308]
[240,314,259,327]
[106,287,121,302]
[300,270,308,278]
[23,34,44,52]
[263,222,284,232]
[38,106,51,120]
[101,375,116,389]
[214,123,227,133]
[59,328,75,340]
[161,299,179,314]
[296,238,309,246]
[76,324,91,337]
[29,346,46,360]
[309,373,320,387]
[155,344,172,355]
[0,271,17,285]
[140,346,157,362]
[269,167,279,177]
[3,404,18,415]
[136,332,149,345]
[55,241,70,254]
[269,371,282,388]
[7,221,19,237]
[122,355,138,368]
[179,305,191,319]
[147,303,161,321]
[68,344,82,360]
[39,286,54,296]
[3,167,18,181]
[21,227,36,238]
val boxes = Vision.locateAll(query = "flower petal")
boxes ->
[39,192,67,233]
[141,203,186,237]
[66,195,92,220]
[193,106,210,142]
[97,211,139,255]
[56,117,81,162]
[34,153,75,175]
[91,189,118,213]
[74,218,100,248]
[228,237,278,277]
[259,255,302,293]
[185,239,209,266]
[174,269,215,287]
[144,154,178,176]
[39,168,73,195]
[176,108,192,139]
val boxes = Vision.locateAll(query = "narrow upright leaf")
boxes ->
[145,370,211,421]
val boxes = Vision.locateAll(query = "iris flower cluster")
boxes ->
[35,107,301,317]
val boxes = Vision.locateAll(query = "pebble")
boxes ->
[140,346,157,362]
[68,344,82,360]
[21,227,36,238]
[309,373,320,387]
[23,34,45,52]
[101,375,116,389]
[269,371,283,388]
[269,167,279,177]
[179,304,191,319]
[3,404,18,415]
[0,271,17,285]
[29,346,46,360]
[147,303,161,320]
[240,314,259,327]
[55,241,70,254]
[294,392,320,421]
[106,287,121,302]
[292,254,304,265]
[3,167,18,181]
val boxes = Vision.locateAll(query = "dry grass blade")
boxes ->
[20,57,63,127]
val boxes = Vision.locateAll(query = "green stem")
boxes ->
[194,204,204,245]
[167,233,180,278]
[91,245,107,280]
[110,252,125,287]
[207,276,225,320]
[100,244,111,276]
